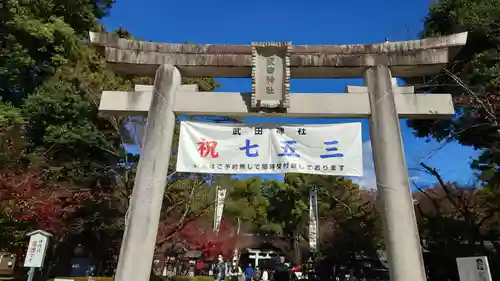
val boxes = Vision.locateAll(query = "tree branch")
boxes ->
[155,200,216,247]
[155,180,214,247]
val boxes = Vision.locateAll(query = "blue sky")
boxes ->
[103,0,481,188]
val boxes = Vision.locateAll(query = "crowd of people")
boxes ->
[158,253,299,281]
[211,255,294,281]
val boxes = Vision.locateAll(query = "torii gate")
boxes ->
[90,31,467,281]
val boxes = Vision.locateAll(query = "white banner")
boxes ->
[213,186,226,234]
[309,188,319,251]
[177,121,363,176]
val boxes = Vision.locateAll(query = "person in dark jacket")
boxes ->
[227,261,243,281]
[273,257,290,281]
[214,255,226,281]
[254,266,262,281]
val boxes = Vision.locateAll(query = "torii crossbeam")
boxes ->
[89,32,468,281]
[100,81,454,118]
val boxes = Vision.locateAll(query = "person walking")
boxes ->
[254,266,262,281]
[261,267,269,281]
[227,261,243,281]
[214,255,226,281]
[245,264,254,281]
[273,257,289,281]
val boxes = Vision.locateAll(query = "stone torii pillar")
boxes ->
[348,71,426,281]
[89,31,468,281]
[112,65,181,281]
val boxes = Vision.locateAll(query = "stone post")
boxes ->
[114,64,181,281]
[364,65,427,281]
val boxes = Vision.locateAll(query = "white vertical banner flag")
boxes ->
[309,187,319,251]
[176,122,363,176]
[213,186,227,234]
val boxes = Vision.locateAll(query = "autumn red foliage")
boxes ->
[0,170,95,235]
[157,216,239,260]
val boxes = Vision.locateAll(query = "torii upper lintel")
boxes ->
[89,31,467,78]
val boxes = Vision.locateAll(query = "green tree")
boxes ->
[406,3,500,279]
[317,190,385,280]
[220,177,270,231]
[1,0,128,261]
[0,0,223,277]
[259,174,383,270]
[406,3,500,277]
[0,0,113,104]
[407,0,500,182]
